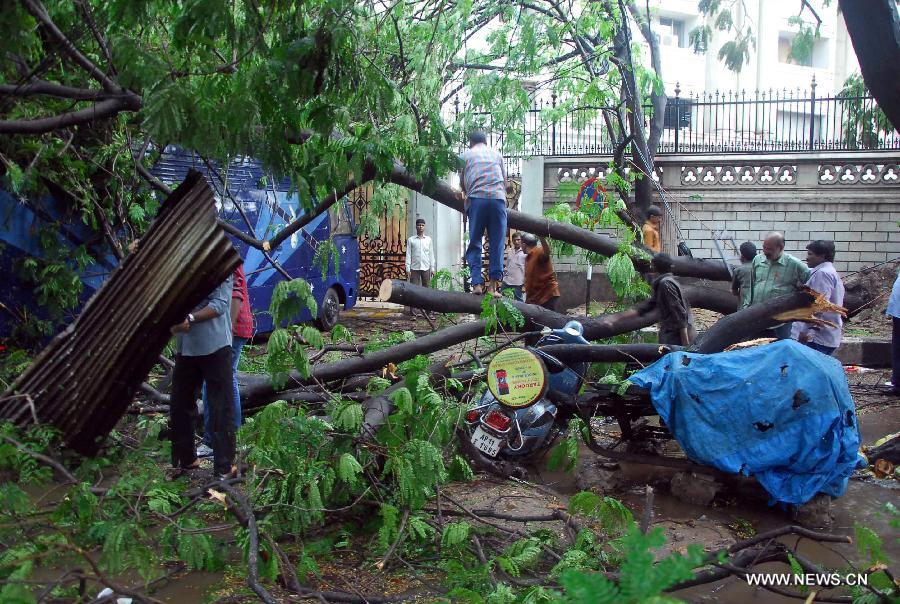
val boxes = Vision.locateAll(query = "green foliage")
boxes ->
[568,492,634,537]
[543,195,648,301]
[378,503,401,551]
[0,348,31,390]
[497,538,543,577]
[386,439,446,509]
[854,523,885,565]
[480,295,525,335]
[547,431,579,473]
[441,521,471,547]
[331,323,353,344]
[448,454,475,481]
[313,238,341,279]
[556,526,704,603]
[364,329,416,353]
[839,74,894,149]
[270,279,318,327]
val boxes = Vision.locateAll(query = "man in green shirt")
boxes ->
[749,232,811,339]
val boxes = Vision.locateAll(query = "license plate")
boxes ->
[471,426,502,457]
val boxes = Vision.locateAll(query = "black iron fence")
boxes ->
[454,78,899,167]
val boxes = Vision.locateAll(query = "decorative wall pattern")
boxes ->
[817,163,900,185]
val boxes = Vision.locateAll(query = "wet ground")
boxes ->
[30,304,900,602]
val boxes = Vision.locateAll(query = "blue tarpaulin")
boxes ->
[630,340,865,505]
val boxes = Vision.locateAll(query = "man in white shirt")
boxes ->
[791,240,844,356]
[405,218,436,313]
[502,232,526,301]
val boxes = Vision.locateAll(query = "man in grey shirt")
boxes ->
[169,275,236,479]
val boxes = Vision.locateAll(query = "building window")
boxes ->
[778,33,830,69]
[657,17,688,49]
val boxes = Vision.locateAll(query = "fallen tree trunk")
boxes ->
[282,133,731,281]
[388,164,732,281]
[379,279,726,340]
[0,171,240,453]
[538,343,682,364]
[691,288,823,354]
[239,320,490,404]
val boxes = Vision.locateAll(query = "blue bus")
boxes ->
[0,152,360,340]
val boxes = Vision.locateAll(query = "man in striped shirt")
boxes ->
[459,130,508,295]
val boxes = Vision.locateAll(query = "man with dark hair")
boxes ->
[749,232,810,339]
[792,240,844,355]
[502,232,526,301]
[169,275,236,480]
[405,217,435,313]
[618,253,696,346]
[521,233,560,311]
[731,241,758,309]
[459,130,508,295]
[642,206,663,253]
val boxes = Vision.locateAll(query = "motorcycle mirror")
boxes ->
[563,320,584,337]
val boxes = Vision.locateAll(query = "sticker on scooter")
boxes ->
[487,347,548,408]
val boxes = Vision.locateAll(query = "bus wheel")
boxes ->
[316,287,341,331]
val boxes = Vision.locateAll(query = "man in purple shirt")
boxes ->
[459,130,508,296]
[791,240,845,355]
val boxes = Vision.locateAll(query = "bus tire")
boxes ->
[316,286,341,331]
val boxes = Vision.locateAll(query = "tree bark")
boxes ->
[238,320,490,403]
[839,0,900,131]
[538,343,681,364]
[284,134,734,281]
[0,171,240,453]
[388,163,733,281]
[691,289,820,354]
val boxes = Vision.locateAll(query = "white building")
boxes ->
[645,0,859,96]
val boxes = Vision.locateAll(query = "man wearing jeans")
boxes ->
[459,130,508,295]
[198,263,252,457]
[169,275,236,479]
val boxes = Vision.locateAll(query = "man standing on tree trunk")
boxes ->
[521,233,561,311]
[619,253,696,346]
[169,275,236,480]
[459,130,508,296]
[749,232,810,340]
[405,218,435,314]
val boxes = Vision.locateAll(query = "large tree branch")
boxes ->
[625,0,666,155]
[0,98,137,135]
[21,0,121,93]
[284,131,731,280]
[0,80,111,100]
[838,0,900,131]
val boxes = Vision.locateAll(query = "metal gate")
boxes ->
[348,185,408,298]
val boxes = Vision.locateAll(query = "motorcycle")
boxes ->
[460,320,592,476]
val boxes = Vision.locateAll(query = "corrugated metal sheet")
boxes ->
[0,171,241,453]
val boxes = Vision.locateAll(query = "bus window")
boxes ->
[329,202,354,235]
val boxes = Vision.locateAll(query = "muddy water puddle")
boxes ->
[565,403,900,603]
